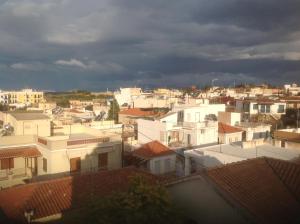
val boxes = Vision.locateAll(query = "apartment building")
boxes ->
[6,89,44,105]
[284,83,300,96]
[137,104,225,147]
[0,91,9,104]
[235,98,286,117]
[0,125,122,188]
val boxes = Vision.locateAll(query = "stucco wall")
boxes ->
[149,154,176,175]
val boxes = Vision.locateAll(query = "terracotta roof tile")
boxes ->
[218,122,243,134]
[207,158,300,224]
[132,141,175,159]
[119,108,156,117]
[265,158,300,201]
[0,167,159,222]
[0,146,41,159]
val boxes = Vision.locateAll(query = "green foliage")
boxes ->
[84,175,186,224]
[107,98,120,123]
[45,91,109,108]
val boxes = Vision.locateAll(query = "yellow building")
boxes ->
[8,89,44,105]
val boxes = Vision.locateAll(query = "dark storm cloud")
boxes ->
[0,0,300,91]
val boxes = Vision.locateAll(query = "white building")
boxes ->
[0,91,9,104]
[184,143,300,175]
[284,83,300,96]
[137,104,226,148]
[218,122,243,144]
[236,99,286,117]
[114,87,142,107]
[131,140,176,175]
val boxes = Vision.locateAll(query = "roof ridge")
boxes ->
[264,157,300,202]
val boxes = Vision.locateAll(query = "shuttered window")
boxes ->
[43,158,47,172]
[1,158,14,170]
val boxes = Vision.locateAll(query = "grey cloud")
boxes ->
[0,0,299,91]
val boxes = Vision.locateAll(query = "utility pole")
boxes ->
[121,124,124,168]
[297,108,300,129]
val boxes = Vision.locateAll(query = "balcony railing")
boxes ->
[177,121,217,129]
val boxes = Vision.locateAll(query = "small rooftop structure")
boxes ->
[132,141,175,160]
[9,112,50,121]
[218,122,242,134]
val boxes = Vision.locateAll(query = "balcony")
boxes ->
[176,121,217,129]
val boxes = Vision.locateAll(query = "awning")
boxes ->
[0,146,41,159]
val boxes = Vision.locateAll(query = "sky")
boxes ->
[0,0,300,91]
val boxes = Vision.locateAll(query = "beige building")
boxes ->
[0,124,123,188]
[1,112,51,137]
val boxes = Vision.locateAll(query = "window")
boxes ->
[1,158,14,170]
[253,104,258,110]
[260,105,266,113]
[154,160,161,174]
[278,105,285,113]
[98,153,108,169]
[266,105,271,113]
[201,129,205,134]
[164,159,171,173]
[43,158,47,172]
[177,111,184,123]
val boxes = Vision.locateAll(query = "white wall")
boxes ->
[149,154,176,175]
[137,119,167,144]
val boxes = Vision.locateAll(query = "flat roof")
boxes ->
[187,143,300,161]
[9,112,50,120]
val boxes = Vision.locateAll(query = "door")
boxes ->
[70,157,81,173]
[98,153,108,170]
[187,134,191,145]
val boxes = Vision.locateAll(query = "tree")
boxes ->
[83,175,187,224]
[107,98,120,123]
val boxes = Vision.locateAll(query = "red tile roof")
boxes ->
[132,141,175,159]
[0,146,41,159]
[218,122,243,134]
[119,108,156,117]
[0,167,159,222]
[207,158,300,224]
